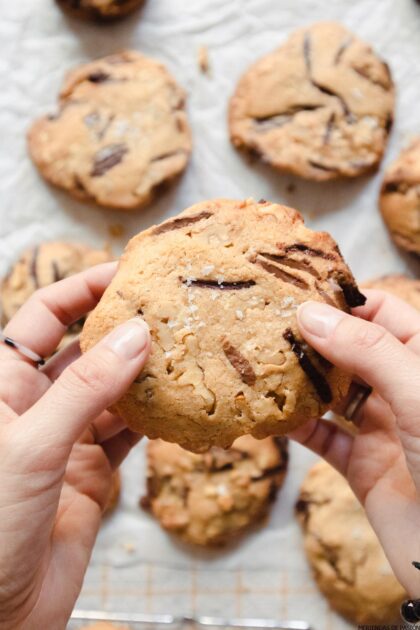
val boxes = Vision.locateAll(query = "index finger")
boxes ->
[2,262,117,362]
[353,289,420,354]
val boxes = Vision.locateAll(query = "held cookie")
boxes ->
[229,22,394,181]
[379,138,420,255]
[80,198,365,452]
[28,51,191,211]
[0,241,112,346]
[141,435,288,546]
[296,460,405,625]
[56,0,144,21]
[363,274,420,310]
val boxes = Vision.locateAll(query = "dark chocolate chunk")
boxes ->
[283,328,332,403]
[259,252,320,279]
[382,180,407,194]
[323,112,335,145]
[88,71,110,83]
[335,275,367,308]
[283,243,337,261]
[52,261,62,283]
[310,80,354,123]
[385,112,393,133]
[273,436,289,466]
[254,258,309,290]
[308,159,340,173]
[91,143,128,177]
[334,37,352,65]
[351,64,390,90]
[153,211,212,235]
[183,278,256,290]
[223,340,256,386]
[30,246,40,289]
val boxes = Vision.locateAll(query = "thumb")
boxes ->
[22,318,151,453]
[296,301,420,419]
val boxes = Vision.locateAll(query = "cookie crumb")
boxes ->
[108,223,125,238]
[198,46,210,75]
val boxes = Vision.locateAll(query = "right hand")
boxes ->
[290,290,420,597]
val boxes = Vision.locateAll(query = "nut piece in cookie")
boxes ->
[363,274,420,310]
[0,241,112,349]
[28,51,192,211]
[296,460,406,624]
[80,198,364,452]
[229,22,394,181]
[56,0,144,22]
[379,138,420,256]
[141,435,288,546]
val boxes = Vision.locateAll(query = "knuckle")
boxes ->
[343,320,389,353]
[61,356,113,397]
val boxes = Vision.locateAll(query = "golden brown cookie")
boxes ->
[363,274,420,310]
[141,435,288,546]
[81,198,365,452]
[56,0,144,22]
[379,138,420,255]
[103,470,121,515]
[296,460,405,624]
[229,22,394,181]
[28,51,192,211]
[0,241,112,349]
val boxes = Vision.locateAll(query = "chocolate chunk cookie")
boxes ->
[297,460,406,624]
[141,435,288,546]
[80,198,364,452]
[56,0,144,22]
[379,138,420,255]
[363,274,420,310]
[28,51,192,211]
[0,241,112,347]
[229,22,394,181]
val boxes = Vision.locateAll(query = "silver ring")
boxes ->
[0,332,45,367]
[343,382,372,421]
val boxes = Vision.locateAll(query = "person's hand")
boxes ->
[290,290,420,597]
[0,262,151,630]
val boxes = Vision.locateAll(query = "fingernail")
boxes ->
[297,301,345,338]
[104,318,150,359]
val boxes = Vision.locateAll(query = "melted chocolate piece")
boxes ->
[323,112,335,145]
[88,71,110,83]
[335,275,367,308]
[260,252,320,279]
[385,112,393,133]
[351,64,390,90]
[30,246,40,289]
[283,243,337,261]
[334,37,352,64]
[382,180,408,194]
[254,258,309,290]
[183,278,256,290]
[52,261,62,283]
[223,340,256,386]
[283,328,332,403]
[308,159,340,173]
[91,143,128,177]
[153,211,212,235]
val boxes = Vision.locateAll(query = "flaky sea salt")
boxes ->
[167,320,178,328]
[201,264,214,276]
[235,309,244,320]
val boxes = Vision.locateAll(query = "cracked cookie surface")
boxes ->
[297,460,405,624]
[229,22,394,181]
[0,241,112,347]
[28,51,192,211]
[56,0,144,21]
[80,198,364,452]
[363,273,420,310]
[380,138,420,255]
[141,435,288,546]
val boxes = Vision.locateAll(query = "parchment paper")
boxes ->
[1,1,420,628]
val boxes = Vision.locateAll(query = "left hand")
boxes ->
[0,262,151,630]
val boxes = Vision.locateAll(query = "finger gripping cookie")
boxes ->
[56,0,144,21]
[28,51,192,211]
[80,198,365,452]
[379,138,420,256]
[229,22,394,181]
[141,435,288,546]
